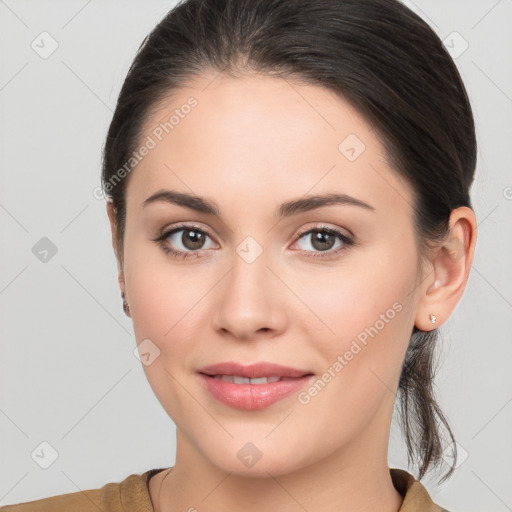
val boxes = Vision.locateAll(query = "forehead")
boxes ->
[126,73,414,218]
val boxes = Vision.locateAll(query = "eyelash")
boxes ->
[152,223,355,260]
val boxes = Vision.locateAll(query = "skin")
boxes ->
[107,72,477,512]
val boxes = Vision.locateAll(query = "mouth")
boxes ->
[198,361,312,379]
[206,375,295,384]
[197,361,315,410]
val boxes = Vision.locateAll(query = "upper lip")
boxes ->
[198,362,313,379]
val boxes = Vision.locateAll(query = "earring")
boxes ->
[429,313,437,324]
[122,292,130,317]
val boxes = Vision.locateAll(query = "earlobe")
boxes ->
[414,206,477,331]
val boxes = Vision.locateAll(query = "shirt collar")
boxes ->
[391,468,448,511]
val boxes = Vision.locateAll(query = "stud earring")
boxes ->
[429,313,437,324]
[122,292,130,317]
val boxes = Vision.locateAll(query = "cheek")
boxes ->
[302,253,413,333]
[123,229,209,341]
[295,246,417,388]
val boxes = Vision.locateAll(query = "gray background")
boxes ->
[0,0,511,510]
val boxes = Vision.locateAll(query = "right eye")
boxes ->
[153,224,218,259]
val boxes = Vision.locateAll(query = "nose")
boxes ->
[212,244,288,342]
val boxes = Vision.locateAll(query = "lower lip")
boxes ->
[199,374,314,410]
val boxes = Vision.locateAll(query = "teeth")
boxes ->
[250,377,274,384]
[214,375,282,384]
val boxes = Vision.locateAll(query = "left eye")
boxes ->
[294,227,353,255]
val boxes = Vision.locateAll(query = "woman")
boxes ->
[1,0,477,510]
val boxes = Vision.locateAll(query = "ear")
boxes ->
[106,200,126,297]
[414,206,477,331]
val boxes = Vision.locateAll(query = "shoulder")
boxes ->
[0,468,167,512]
[390,468,452,512]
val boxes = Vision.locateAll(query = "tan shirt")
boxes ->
[0,467,450,511]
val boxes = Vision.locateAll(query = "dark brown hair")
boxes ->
[101,0,476,482]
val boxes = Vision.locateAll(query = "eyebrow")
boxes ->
[142,189,375,218]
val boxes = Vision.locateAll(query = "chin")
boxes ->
[200,437,315,479]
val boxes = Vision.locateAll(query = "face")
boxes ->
[116,72,425,477]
